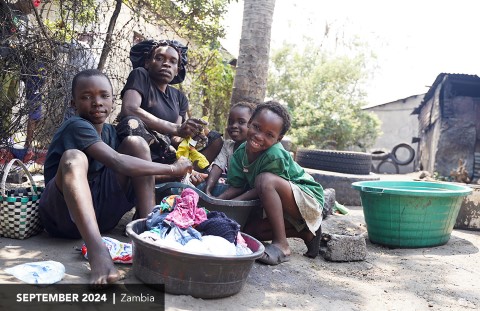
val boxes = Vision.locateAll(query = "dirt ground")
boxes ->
[0,173,479,311]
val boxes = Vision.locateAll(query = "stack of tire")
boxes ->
[295,149,376,206]
[295,149,373,175]
[370,143,415,174]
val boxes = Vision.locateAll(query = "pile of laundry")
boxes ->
[139,188,252,256]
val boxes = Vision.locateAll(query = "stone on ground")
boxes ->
[320,214,368,262]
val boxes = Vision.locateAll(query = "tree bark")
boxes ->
[97,0,122,71]
[230,0,276,105]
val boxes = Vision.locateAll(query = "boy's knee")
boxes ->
[62,149,86,162]
[119,135,151,159]
[60,149,88,171]
[122,135,149,147]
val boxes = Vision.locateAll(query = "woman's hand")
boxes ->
[177,118,208,138]
[170,156,193,177]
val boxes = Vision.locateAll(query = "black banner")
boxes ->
[0,283,165,311]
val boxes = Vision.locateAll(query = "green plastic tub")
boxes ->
[352,180,472,248]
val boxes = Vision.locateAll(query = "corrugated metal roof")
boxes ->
[363,93,424,110]
[423,73,480,103]
[412,73,480,114]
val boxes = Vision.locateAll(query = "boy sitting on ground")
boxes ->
[39,69,192,287]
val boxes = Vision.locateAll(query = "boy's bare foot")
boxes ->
[88,247,123,289]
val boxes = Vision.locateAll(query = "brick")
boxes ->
[319,233,367,262]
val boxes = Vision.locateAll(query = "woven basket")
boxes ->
[0,159,43,239]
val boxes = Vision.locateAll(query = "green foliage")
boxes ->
[125,0,229,47]
[184,46,234,133]
[267,41,381,151]
[42,0,99,41]
[43,18,74,42]
[123,0,234,131]
[0,0,234,147]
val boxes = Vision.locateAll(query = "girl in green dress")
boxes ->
[217,101,325,265]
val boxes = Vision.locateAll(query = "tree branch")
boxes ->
[97,0,122,70]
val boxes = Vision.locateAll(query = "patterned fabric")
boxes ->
[158,195,178,213]
[116,115,156,145]
[116,115,177,165]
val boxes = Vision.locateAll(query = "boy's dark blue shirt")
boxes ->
[43,116,119,184]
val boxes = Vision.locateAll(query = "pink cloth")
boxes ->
[236,233,248,248]
[165,188,207,229]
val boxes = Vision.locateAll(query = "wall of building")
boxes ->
[434,96,478,179]
[364,94,423,173]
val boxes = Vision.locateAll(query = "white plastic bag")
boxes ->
[4,261,65,284]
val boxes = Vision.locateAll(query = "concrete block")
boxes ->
[320,213,368,262]
[320,233,367,262]
[455,184,480,230]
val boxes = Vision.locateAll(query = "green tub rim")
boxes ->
[351,180,472,197]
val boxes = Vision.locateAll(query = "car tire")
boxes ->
[391,143,415,165]
[296,149,372,175]
[376,158,400,174]
[371,149,390,161]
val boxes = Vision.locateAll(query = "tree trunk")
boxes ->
[97,0,122,71]
[230,0,275,105]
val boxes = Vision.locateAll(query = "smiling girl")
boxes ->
[217,101,325,265]
[194,101,255,196]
